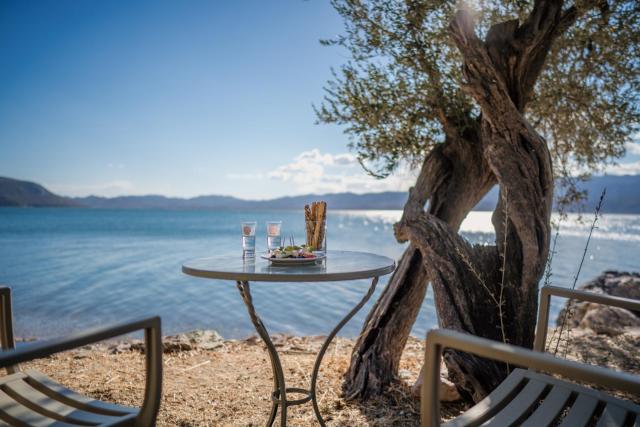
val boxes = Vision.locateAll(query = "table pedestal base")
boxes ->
[236,277,379,427]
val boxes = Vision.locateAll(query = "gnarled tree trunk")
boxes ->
[345,129,497,400]
[345,1,562,402]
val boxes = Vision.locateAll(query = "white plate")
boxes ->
[260,253,326,265]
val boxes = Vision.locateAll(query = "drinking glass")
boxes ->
[305,219,326,256]
[242,257,256,273]
[241,221,257,258]
[266,221,282,253]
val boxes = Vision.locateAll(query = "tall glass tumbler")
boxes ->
[305,219,326,256]
[266,221,282,254]
[241,221,257,258]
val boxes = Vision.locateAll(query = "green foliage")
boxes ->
[532,1,639,177]
[316,0,640,184]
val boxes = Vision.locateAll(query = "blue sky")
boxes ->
[1,1,638,199]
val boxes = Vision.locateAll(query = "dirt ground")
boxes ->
[24,328,639,426]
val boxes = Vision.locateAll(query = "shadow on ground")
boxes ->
[350,381,467,427]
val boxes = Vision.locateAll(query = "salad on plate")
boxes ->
[269,245,316,259]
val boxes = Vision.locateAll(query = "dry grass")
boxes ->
[25,335,464,426]
[22,328,639,426]
[545,327,640,404]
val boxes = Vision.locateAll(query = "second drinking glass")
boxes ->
[266,221,282,254]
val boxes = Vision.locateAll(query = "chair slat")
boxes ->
[558,394,600,427]
[25,371,135,416]
[0,372,27,385]
[482,379,547,426]
[444,369,526,427]
[5,378,131,425]
[595,403,628,427]
[520,384,573,427]
[0,389,76,427]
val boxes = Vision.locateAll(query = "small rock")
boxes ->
[606,277,640,311]
[163,335,193,352]
[245,335,260,345]
[398,369,413,380]
[129,340,145,352]
[580,306,640,336]
[271,334,290,347]
[439,376,461,402]
[73,349,91,359]
[162,330,224,353]
[411,362,461,402]
[109,342,134,354]
[186,330,224,350]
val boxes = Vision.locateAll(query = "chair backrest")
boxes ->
[0,286,19,373]
[421,328,640,427]
[534,285,640,352]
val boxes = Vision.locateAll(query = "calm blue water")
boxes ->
[0,208,638,339]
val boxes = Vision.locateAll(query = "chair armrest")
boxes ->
[0,316,163,426]
[0,286,16,352]
[0,286,17,374]
[0,316,160,366]
[421,328,640,427]
[534,285,640,351]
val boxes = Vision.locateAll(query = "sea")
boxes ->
[0,208,638,340]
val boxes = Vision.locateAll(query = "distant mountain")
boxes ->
[74,192,408,210]
[2,175,640,212]
[74,195,222,210]
[476,175,640,213]
[0,177,79,207]
[241,192,408,210]
[575,175,640,213]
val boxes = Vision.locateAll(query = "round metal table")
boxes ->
[182,250,395,426]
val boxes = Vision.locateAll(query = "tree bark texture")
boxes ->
[345,1,564,402]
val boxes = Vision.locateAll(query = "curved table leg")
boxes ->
[236,281,287,427]
[309,276,379,426]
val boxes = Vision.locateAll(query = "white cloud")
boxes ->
[265,149,417,194]
[625,141,640,156]
[603,161,640,176]
[333,153,358,165]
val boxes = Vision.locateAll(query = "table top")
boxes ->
[182,250,395,282]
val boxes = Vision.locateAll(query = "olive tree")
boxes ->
[316,0,639,401]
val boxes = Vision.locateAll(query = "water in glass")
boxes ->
[266,221,282,253]
[241,221,257,257]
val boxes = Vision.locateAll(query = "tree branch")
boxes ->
[557,0,610,35]
[513,0,566,107]
[395,126,494,243]
[450,9,523,128]
[397,213,494,332]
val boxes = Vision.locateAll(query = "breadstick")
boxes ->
[313,202,319,246]
[317,202,326,249]
[312,202,322,249]
[305,204,313,247]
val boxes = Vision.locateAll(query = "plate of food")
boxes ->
[261,245,325,265]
